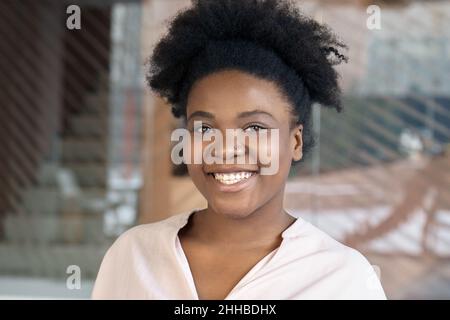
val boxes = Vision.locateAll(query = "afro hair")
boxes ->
[146,0,348,158]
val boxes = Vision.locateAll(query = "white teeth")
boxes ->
[212,171,254,185]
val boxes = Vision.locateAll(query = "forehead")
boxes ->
[186,69,292,119]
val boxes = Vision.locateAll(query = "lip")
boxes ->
[205,166,259,174]
[206,171,258,193]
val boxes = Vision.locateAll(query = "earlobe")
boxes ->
[292,125,303,162]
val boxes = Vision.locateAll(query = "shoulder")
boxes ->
[91,211,192,299]
[332,246,386,299]
[106,211,191,255]
[296,217,370,261]
[97,211,189,267]
[289,218,387,299]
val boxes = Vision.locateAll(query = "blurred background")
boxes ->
[0,0,449,299]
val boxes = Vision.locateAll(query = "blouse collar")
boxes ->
[169,208,305,240]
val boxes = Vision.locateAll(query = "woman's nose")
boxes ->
[221,132,246,162]
[222,141,245,160]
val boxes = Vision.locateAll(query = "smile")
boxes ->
[210,171,256,185]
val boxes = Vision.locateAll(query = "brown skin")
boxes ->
[178,69,303,299]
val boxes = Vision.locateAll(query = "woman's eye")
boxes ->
[244,124,267,132]
[194,125,212,133]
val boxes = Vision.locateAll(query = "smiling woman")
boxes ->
[91,0,386,300]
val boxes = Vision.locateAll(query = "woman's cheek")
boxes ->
[256,130,283,176]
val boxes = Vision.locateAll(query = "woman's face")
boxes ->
[185,69,303,219]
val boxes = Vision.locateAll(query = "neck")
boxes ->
[188,190,296,248]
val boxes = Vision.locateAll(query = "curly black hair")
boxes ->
[147,0,348,158]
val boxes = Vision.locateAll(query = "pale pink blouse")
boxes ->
[92,209,387,299]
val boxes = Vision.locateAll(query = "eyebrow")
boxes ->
[187,111,214,122]
[187,109,275,122]
[237,109,275,120]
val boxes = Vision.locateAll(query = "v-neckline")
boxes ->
[173,209,299,300]
[175,234,281,300]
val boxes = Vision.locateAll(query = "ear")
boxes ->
[291,124,303,162]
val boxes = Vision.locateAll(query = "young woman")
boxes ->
[92,0,386,300]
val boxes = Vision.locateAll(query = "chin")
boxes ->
[209,200,256,220]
